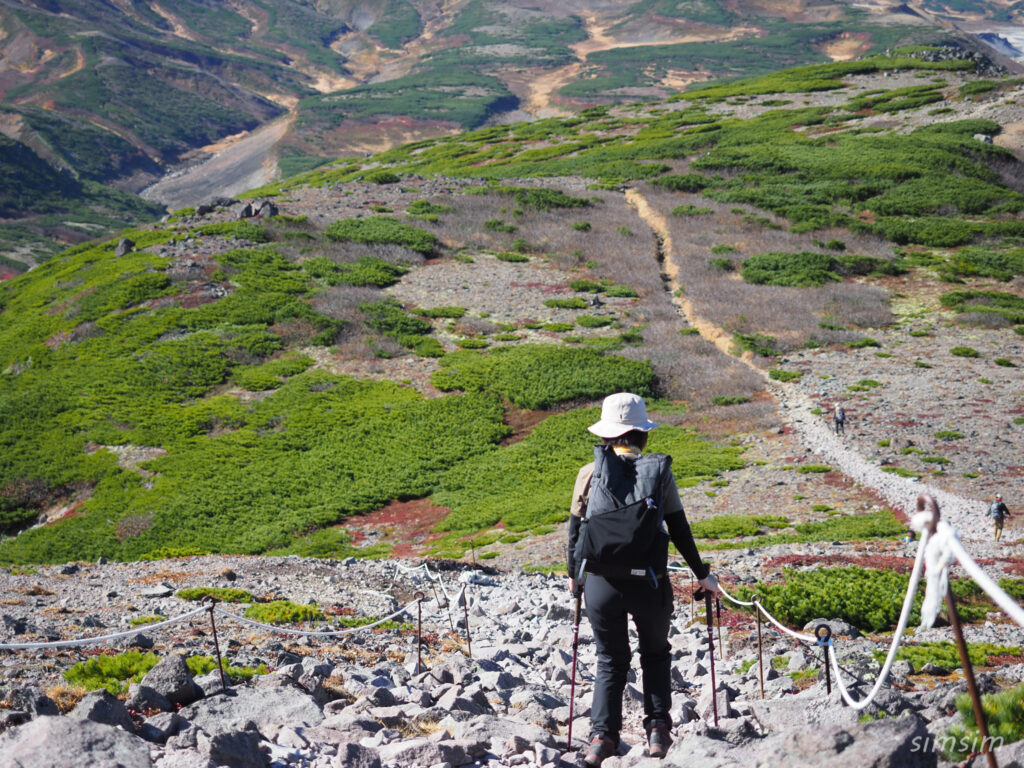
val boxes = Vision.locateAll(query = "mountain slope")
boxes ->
[1,52,1022,566]
[0,0,986,264]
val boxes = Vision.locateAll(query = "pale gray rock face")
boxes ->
[0,717,152,768]
[178,680,325,736]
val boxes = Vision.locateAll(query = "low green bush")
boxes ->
[769,369,802,382]
[177,587,254,603]
[576,315,614,328]
[432,345,653,410]
[691,514,789,539]
[244,600,325,624]
[484,219,516,233]
[544,298,587,309]
[496,251,529,262]
[187,656,268,682]
[573,221,592,231]
[411,306,467,318]
[950,346,981,358]
[708,510,905,551]
[994,358,1016,367]
[672,204,712,216]
[303,256,409,288]
[848,337,880,348]
[740,567,920,632]
[325,217,436,254]
[191,221,269,243]
[797,464,832,474]
[935,430,964,440]
[944,683,1024,760]
[64,650,160,694]
[712,396,750,406]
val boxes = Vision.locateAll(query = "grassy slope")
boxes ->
[3,52,1024,564]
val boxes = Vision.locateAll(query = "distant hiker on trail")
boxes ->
[567,392,721,766]
[833,405,846,436]
[988,494,1011,541]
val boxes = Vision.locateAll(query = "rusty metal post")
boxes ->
[754,594,765,700]
[462,591,472,659]
[203,598,227,692]
[946,588,997,768]
[414,591,425,675]
[697,587,718,727]
[815,624,832,695]
[919,493,998,768]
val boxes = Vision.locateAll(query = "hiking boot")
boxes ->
[648,723,672,758]
[584,735,617,767]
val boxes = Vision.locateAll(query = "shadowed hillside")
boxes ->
[3,0,1005,264]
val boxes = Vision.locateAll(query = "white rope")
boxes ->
[827,527,930,709]
[393,561,456,604]
[213,598,420,637]
[0,607,209,650]
[717,582,756,608]
[752,601,818,644]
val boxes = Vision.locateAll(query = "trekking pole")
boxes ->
[716,597,724,660]
[567,583,583,751]
[753,594,765,700]
[696,587,718,727]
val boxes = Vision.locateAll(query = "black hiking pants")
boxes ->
[584,573,673,742]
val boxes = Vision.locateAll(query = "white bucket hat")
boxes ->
[588,392,658,438]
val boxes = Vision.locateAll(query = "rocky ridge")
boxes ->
[3,554,1024,768]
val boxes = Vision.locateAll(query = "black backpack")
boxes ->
[573,445,672,583]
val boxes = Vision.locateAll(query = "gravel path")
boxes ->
[628,189,1012,547]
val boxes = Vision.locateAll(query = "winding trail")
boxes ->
[625,189,991,541]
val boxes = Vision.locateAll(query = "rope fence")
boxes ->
[670,494,1018,768]
[0,560,475,687]
[1,497,1019,764]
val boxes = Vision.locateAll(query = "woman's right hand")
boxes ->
[698,573,722,596]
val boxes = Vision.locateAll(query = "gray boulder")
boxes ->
[755,712,935,767]
[331,744,382,768]
[127,684,174,714]
[197,728,268,768]
[2,687,59,718]
[138,712,187,744]
[178,680,323,737]
[115,238,135,257]
[71,689,136,732]
[140,654,202,707]
[0,717,151,768]
[802,618,862,639]
[451,715,558,748]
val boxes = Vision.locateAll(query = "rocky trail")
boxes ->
[3,551,1024,768]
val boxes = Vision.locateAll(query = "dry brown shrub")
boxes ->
[20,584,55,596]
[310,285,380,321]
[115,514,153,541]
[641,185,896,352]
[452,318,498,337]
[46,684,88,713]
[956,311,1013,329]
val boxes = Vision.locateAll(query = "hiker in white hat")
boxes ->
[567,392,721,765]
